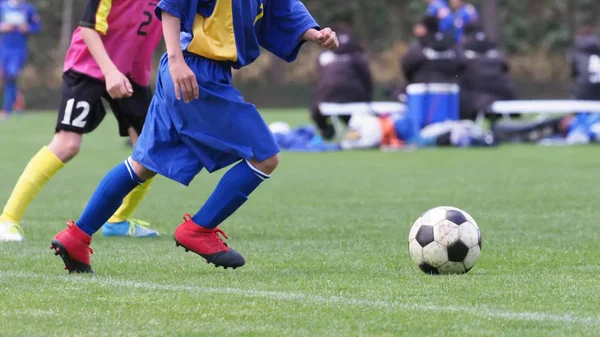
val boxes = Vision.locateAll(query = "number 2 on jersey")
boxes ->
[137,11,153,36]
[61,98,90,128]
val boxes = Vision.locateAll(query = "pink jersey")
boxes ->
[63,0,162,86]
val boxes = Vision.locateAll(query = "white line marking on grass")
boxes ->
[2,308,59,318]
[2,270,599,326]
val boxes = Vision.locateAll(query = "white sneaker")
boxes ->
[0,221,25,242]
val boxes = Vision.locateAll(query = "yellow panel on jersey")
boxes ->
[95,0,112,35]
[254,4,264,24]
[187,0,238,62]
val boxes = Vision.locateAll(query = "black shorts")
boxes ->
[55,70,152,136]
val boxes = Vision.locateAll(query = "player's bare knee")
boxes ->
[250,154,279,175]
[48,131,82,163]
[130,158,157,181]
[267,154,280,171]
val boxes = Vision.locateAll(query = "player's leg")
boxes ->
[174,158,269,270]
[12,53,27,116]
[311,104,336,140]
[192,82,281,231]
[51,81,162,271]
[190,155,278,229]
[127,127,138,144]
[0,141,66,241]
[14,90,25,115]
[172,155,276,268]
[167,58,281,268]
[0,71,106,242]
[1,77,17,118]
[51,158,157,273]
[174,157,276,270]
[0,54,20,119]
[50,63,176,271]
[0,134,83,243]
[101,84,158,238]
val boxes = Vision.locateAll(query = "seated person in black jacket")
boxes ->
[568,24,600,101]
[402,15,461,86]
[493,25,600,144]
[458,23,516,120]
[311,22,373,140]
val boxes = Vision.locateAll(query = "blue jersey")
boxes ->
[426,0,453,32]
[452,3,478,41]
[0,1,40,51]
[155,0,319,69]
[135,0,319,184]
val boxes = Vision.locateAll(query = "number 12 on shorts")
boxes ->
[61,98,90,128]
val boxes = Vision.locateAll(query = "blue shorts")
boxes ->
[132,54,280,186]
[1,49,26,78]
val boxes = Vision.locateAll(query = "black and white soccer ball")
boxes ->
[408,206,482,274]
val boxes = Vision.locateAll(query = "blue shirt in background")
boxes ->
[0,1,40,52]
[426,0,453,32]
[452,3,478,42]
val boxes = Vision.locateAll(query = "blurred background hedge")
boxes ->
[19,0,600,108]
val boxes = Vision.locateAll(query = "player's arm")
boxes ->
[296,1,338,50]
[161,11,198,103]
[80,28,133,99]
[257,0,336,62]
[79,0,132,99]
[0,7,13,33]
[22,5,41,34]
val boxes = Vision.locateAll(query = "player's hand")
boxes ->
[0,23,14,33]
[18,24,29,33]
[169,58,199,103]
[317,28,339,50]
[105,69,133,99]
[303,28,339,50]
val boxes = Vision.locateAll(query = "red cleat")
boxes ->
[51,221,94,273]
[14,91,24,112]
[174,214,245,269]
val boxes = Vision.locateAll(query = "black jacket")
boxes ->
[569,35,600,100]
[459,36,516,103]
[313,34,372,105]
[402,31,462,84]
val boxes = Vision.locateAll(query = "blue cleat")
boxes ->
[102,219,159,238]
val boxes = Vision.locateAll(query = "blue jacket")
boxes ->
[452,3,478,42]
[427,0,453,32]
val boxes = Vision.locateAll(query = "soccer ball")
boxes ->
[408,206,482,275]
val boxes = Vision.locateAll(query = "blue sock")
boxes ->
[2,77,17,112]
[77,158,144,236]
[192,160,269,228]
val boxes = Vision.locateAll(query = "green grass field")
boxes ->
[1,111,600,337]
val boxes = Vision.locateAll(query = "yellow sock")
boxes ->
[0,146,64,223]
[108,177,155,223]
